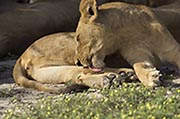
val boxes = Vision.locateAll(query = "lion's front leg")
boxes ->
[133,61,162,87]
[122,48,162,87]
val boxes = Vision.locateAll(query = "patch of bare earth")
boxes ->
[0,57,66,118]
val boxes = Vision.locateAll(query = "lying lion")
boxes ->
[75,0,180,87]
[13,32,135,93]
[13,0,179,92]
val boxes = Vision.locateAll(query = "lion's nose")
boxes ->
[75,56,93,68]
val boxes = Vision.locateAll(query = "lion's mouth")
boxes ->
[83,66,103,72]
[89,66,103,72]
[82,64,103,72]
[76,58,103,72]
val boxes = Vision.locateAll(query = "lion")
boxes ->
[13,32,136,93]
[0,0,176,57]
[75,0,180,87]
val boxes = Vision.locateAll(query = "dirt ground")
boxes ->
[0,56,100,118]
[1,56,180,118]
[0,56,66,118]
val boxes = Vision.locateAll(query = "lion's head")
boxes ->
[75,0,120,69]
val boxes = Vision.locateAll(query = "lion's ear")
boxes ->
[79,0,98,20]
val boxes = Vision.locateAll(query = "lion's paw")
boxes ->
[147,69,162,87]
[134,62,163,87]
[138,67,162,87]
[103,73,118,88]
[103,71,137,88]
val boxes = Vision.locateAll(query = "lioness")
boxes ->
[75,0,180,87]
[13,32,135,93]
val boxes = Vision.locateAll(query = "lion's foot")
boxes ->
[147,68,162,87]
[118,70,138,81]
[133,62,162,87]
[103,73,119,88]
[104,68,138,82]
[103,71,137,88]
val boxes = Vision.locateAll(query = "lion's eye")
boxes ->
[76,34,80,42]
[88,7,94,16]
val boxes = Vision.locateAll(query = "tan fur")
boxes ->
[13,32,135,92]
[75,0,180,87]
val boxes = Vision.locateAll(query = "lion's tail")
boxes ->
[13,59,58,93]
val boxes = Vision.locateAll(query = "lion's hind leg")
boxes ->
[13,59,58,93]
[30,66,85,84]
